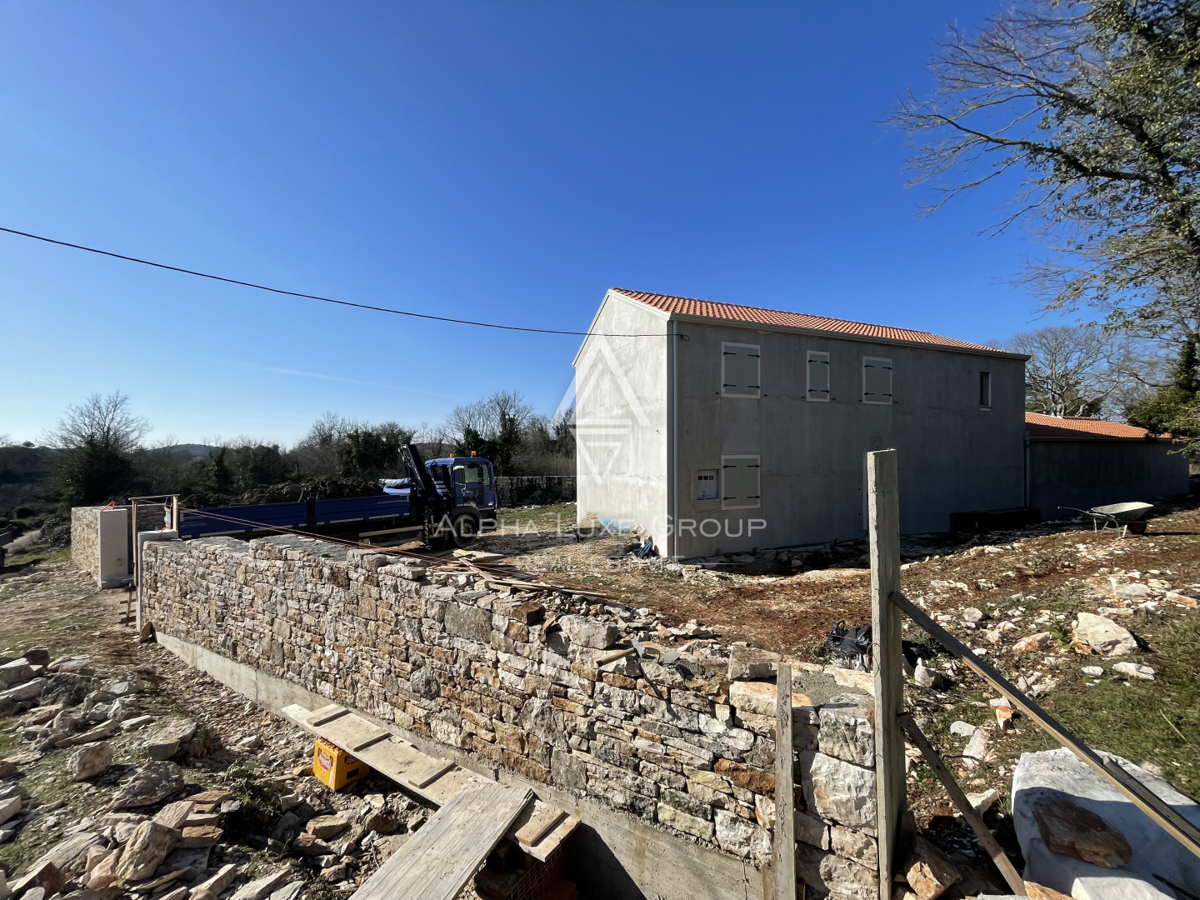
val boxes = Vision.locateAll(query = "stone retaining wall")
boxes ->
[142,534,880,900]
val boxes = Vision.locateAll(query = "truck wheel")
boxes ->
[451,514,479,549]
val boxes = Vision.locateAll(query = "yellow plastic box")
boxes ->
[312,737,370,791]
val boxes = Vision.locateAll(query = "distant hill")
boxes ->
[164,444,219,457]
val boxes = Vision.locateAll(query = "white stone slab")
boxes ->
[1013,748,1200,899]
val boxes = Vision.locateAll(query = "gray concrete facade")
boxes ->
[1028,438,1190,519]
[575,290,1027,558]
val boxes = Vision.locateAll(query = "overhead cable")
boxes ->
[0,225,676,338]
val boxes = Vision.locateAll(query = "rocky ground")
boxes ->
[0,548,440,900]
[474,497,1200,892]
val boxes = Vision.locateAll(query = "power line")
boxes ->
[0,225,675,338]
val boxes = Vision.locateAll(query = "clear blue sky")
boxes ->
[0,2,1058,446]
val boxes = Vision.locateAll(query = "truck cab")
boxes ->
[424,456,498,528]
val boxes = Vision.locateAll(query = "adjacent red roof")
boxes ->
[611,288,1004,353]
[1025,413,1162,440]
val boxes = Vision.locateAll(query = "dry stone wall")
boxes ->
[142,534,881,900]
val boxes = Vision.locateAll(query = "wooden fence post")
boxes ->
[868,450,905,900]
[774,664,796,900]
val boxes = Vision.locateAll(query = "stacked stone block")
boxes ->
[142,535,879,900]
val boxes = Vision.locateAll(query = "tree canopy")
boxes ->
[893,1,1200,341]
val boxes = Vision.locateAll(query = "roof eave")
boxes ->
[659,309,1029,359]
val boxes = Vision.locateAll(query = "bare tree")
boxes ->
[891,2,1200,341]
[1009,326,1116,415]
[45,391,151,506]
[45,391,150,452]
[1009,325,1167,417]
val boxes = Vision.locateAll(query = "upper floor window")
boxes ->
[722,343,761,398]
[979,371,992,408]
[807,351,830,401]
[863,357,892,405]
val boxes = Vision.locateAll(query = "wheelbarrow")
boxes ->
[1060,501,1154,536]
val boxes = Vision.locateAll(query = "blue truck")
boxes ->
[178,445,497,550]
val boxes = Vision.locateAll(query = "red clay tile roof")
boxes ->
[611,288,1004,353]
[1025,413,1163,440]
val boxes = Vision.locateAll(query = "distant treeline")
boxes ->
[23,389,575,511]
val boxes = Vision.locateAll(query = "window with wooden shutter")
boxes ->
[807,351,830,401]
[862,357,892,405]
[721,455,761,509]
[721,343,761,398]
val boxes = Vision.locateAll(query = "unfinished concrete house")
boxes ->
[573,288,1028,558]
[1025,413,1190,519]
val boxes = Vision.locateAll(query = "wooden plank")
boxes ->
[868,448,906,898]
[352,780,533,900]
[420,767,473,807]
[891,590,1200,862]
[523,814,580,862]
[899,713,1026,895]
[513,800,568,847]
[773,665,796,900]
[320,714,390,753]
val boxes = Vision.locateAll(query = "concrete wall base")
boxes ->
[156,632,763,900]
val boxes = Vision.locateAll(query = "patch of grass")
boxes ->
[3,547,70,569]
[1016,614,1200,794]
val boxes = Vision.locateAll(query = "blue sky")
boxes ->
[0,2,1057,446]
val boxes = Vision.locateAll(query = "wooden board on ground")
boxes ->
[352,780,534,900]
[508,799,579,861]
[281,704,464,806]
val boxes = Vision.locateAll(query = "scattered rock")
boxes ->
[961,729,988,771]
[110,761,185,809]
[0,795,21,827]
[68,742,113,781]
[41,672,90,706]
[1032,797,1131,868]
[145,720,198,761]
[1081,666,1104,678]
[178,825,223,848]
[903,835,961,900]
[1013,632,1054,654]
[966,788,1000,816]
[949,721,976,738]
[1112,661,1154,681]
[114,820,178,882]
[913,664,943,689]
[230,869,289,900]
[1072,613,1137,657]
[962,607,986,625]
[306,815,350,840]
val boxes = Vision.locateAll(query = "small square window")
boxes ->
[721,455,761,510]
[696,470,718,501]
[863,357,892,404]
[807,351,830,401]
[979,371,992,408]
[722,342,761,398]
